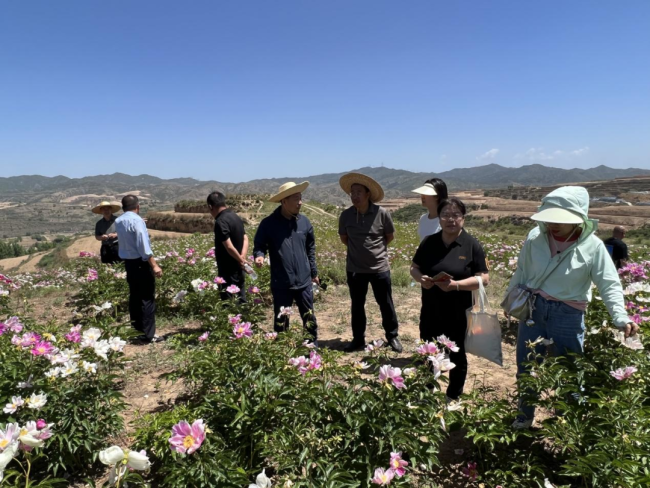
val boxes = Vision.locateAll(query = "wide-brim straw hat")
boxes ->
[339,173,384,203]
[412,182,437,196]
[269,181,310,203]
[92,201,121,214]
[530,208,583,224]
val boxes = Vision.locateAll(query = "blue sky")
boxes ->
[1,0,649,182]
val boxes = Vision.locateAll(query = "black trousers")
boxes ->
[346,271,399,342]
[272,286,317,340]
[100,244,122,264]
[420,306,468,400]
[124,259,156,340]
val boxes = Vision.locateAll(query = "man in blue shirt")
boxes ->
[253,182,319,345]
[115,195,163,344]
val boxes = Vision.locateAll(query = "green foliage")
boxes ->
[392,204,423,223]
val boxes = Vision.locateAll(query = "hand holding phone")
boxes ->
[430,272,453,283]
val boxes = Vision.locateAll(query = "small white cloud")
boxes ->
[515,146,589,162]
[571,146,589,156]
[477,148,499,161]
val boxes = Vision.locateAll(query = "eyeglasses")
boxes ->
[440,214,464,221]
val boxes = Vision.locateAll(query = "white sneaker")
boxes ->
[512,415,533,430]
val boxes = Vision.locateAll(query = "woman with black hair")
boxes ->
[412,178,448,241]
[410,197,489,400]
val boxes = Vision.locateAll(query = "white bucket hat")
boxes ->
[269,181,310,203]
[412,182,437,196]
[530,208,583,224]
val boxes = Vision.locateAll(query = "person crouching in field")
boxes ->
[93,201,122,264]
[409,197,490,400]
[338,173,402,353]
[115,195,163,344]
[412,178,448,241]
[253,182,319,346]
[506,186,639,430]
[207,191,249,303]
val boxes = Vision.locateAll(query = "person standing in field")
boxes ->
[410,197,490,400]
[603,225,629,270]
[253,182,319,345]
[338,173,402,353]
[115,195,163,344]
[207,191,250,302]
[93,201,122,264]
[412,178,448,241]
[506,186,639,429]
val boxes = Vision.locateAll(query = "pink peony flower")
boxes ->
[36,419,47,430]
[389,452,408,477]
[30,341,55,356]
[379,365,405,389]
[198,332,209,342]
[214,276,226,285]
[416,342,439,356]
[226,284,241,294]
[264,332,278,340]
[6,317,23,333]
[371,467,395,485]
[610,366,638,380]
[205,248,215,258]
[87,268,98,282]
[308,351,322,372]
[233,322,253,339]
[437,335,459,353]
[461,461,478,481]
[248,286,260,294]
[169,419,206,454]
[228,314,242,325]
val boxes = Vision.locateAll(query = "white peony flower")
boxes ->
[60,361,79,378]
[82,361,97,374]
[0,441,19,483]
[249,469,272,488]
[27,392,47,410]
[93,340,111,360]
[3,396,24,414]
[108,337,126,353]
[99,446,151,485]
[45,367,62,379]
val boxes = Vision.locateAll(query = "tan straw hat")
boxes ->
[339,173,384,203]
[412,182,437,196]
[91,201,121,215]
[269,181,310,203]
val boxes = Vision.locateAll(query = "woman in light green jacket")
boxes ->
[506,186,639,429]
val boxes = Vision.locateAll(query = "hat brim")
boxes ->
[412,185,437,196]
[92,204,121,214]
[530,208,583,224]
[269,181,310,203]
[339,173,384,203]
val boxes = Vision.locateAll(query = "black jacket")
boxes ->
[253,207,317,290]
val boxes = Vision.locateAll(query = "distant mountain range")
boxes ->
[1,164,649,205]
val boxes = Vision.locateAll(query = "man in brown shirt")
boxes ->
[338,173,402,353]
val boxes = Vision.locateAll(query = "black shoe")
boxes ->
[344,340,365,353]
[131,335,148,344]
[387,337,403,353]
[144,335,165,344]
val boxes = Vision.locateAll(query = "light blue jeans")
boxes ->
[516,295,585,420]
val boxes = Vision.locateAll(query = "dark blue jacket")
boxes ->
[253,207,317,290]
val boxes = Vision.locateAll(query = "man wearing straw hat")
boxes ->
[93,201,122,264]
[339,173,402,353]
[253,182,319,345]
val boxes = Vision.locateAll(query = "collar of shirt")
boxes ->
[442,228,469,248]
[352,202,377,216]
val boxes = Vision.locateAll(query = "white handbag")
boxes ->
[465,276,503,366]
